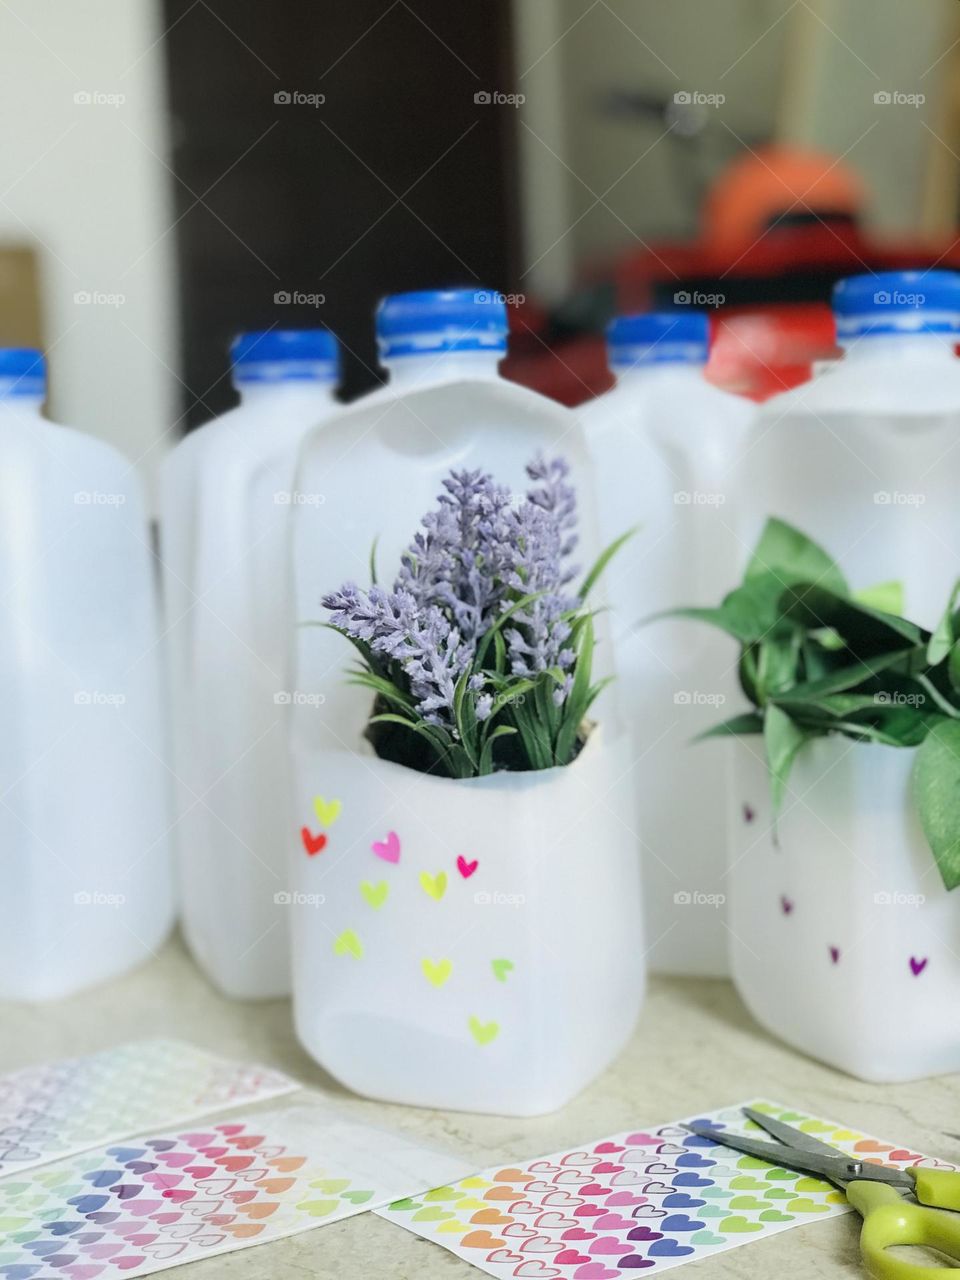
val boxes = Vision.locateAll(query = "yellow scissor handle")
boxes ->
[908,1167,960,1213]
[847,1180,960,1280]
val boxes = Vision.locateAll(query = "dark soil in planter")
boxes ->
[364,694,590,778]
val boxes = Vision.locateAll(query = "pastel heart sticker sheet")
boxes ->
[0,1041,299,1178]
[0,1103,473,1279]
[377,1099,958,1277]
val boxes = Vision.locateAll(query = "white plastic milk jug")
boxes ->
[160,329,340,998]
[578,312,754,977]
[0,348,173,1000]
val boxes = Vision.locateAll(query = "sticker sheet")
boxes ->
[0,1040,299,1178]
[0,1103,474,1279]
[377,1099,959,1277]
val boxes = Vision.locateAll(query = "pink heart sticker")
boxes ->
[589,1237,626,1255]
[372,831,400,863]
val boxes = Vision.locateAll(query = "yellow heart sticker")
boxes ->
[468,1016,499,1046]
[422,958,453,987]
[313,796,342,827]
[361,881,389,910]
[420,870,447,901]
[333,929,363,959]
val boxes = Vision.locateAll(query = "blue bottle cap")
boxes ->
[376,289,508,359]
[833,271,960,339]
[606,312,709,367]
[230,330,339,383]
[0,348,46,397]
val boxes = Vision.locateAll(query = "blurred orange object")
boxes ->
[704,146,865,251]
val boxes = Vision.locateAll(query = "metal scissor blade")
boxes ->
[685,1125,911,1190]
[741,1107,845,1159]
[685,1124,818,1171]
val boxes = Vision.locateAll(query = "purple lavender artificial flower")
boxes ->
[525,453,579,578]
[321,583,470,729]
[499,456,580,694]
[322,453,584,731]
[397,467,514,641]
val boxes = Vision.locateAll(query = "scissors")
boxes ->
[686,1107,960,1280]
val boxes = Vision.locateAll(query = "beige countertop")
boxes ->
[2,933,957,1279]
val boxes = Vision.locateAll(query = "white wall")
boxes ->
[513,0,959,292]
[513,0,792,295]
[779,0,956,235]
[0,0,178,500]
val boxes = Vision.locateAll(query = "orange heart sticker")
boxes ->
[470,1209,512,1225]
[256,1178,294,1194]
[461,1230,506,1249]
[243,1202,280,1220]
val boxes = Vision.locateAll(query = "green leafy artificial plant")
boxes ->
[672,516,960,891]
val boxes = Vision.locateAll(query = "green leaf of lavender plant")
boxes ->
[490,678,538,718]
[478,724,517,775]
[456,682,480,771]
[555,612,595,765]
[583,675,614,712]
[579,526,638,601]
[492,629,507,677]
[913,719,960,890]
[511,697,554,771]
[534,674,560,746]
[347,672,416,713]
[367,713,459,776]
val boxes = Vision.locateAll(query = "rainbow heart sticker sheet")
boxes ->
[0,1102,473,1278]
[0,1040,299,1178]
[377,1099,958,1277]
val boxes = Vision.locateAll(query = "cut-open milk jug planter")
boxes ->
[290,441,643,1116]
[676,517,960,1081]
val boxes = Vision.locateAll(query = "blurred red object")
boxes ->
[707,305,839,401]
[502,299,614,407]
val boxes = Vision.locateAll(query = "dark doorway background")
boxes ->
[162,0,518,429]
